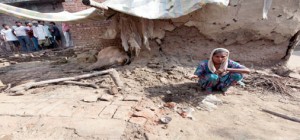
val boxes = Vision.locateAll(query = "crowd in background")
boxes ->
[0,20,73,54]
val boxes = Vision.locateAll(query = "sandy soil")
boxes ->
[0,49,299,140]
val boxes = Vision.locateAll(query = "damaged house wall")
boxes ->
[136,0,300,66]
[1,0,300,67]
[96,0,300,66]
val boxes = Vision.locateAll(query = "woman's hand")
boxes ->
[190,75,199,79]
[215,68,226,75]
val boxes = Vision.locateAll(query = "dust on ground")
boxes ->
[0,49,299,140]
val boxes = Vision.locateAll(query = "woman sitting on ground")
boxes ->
[191,48,250,95]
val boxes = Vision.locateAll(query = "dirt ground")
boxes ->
[0,48,299,140]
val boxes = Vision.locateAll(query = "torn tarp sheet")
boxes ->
[0,0,229,22]
[0,3,105,22]
[263,0,272,19]
[101,0,229,19]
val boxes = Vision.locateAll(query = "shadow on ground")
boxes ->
[144,82,223,106]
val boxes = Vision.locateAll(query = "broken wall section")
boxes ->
[139,0,300,66]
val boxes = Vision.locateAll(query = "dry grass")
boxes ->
[243,71,293,96]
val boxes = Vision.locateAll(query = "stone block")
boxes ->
[99,94,114,101]
[99,105,118,119]
[82,105,106,119]
[71,118,126,139]
[112,106,132,121]
[47,103,77,117]
[16,100,53,116]
[37,100,66,116]
[129,117,147,126]
[72,102,110,118]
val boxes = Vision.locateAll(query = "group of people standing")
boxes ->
[0,21,73,53]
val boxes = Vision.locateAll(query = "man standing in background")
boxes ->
[25,22,39,51]
[0,30,8,54]
[13,21,31,52]
[32,21,47,49]
[39,21,53,47]
[49,22,62,47]
[1,24,20,53]
[62,22,73,47]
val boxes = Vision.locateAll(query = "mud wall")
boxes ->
[137,0,300,66]
[153,26,287,66]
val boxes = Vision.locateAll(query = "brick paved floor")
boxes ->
[0,85,141,139]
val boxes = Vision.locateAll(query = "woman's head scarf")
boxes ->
[208,48,230,75]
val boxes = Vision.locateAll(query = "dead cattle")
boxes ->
[86,46,131,71]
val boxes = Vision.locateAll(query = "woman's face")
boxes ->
[212,52,228,64]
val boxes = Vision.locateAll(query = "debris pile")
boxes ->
[244,71,293,96]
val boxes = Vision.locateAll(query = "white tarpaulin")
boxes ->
[263,0,273,19]
[0,0,229,22]
[0,3,104,22]
[101,0,230,19]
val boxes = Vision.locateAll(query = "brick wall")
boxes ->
[62,0,120,49]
